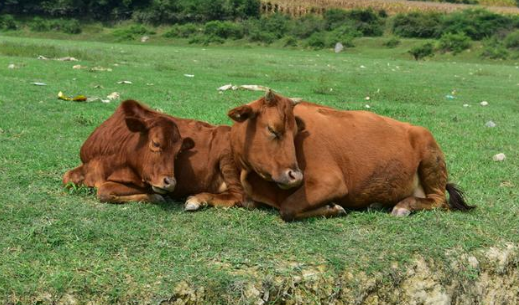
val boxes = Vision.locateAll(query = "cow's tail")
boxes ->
[446,183,475,211]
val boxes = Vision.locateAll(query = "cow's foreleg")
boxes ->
[97,181,165,204]
[185,153,246,211]
[279,169,348,221]
[63,165,86,186]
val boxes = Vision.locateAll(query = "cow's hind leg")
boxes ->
[391,145,449,216]
[97,181,165,204]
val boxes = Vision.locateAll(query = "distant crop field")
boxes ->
[0,36,518,303]
[261,0,519,16]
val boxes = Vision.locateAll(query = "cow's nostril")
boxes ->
[164,177,175,186]
[288,170,296,180]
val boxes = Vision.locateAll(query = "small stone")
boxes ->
[485,121,496,128]
[8,64,15,69]
[334,42,344,53]
[141,36,149,43]
[184,74,195,78]
[480,101,488,106]
[365,96,370,100]
[492,153,506,162]
[365,104,371,109]
[463,104,469,107]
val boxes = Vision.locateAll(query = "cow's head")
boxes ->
[228,90,305,189]
[121,100,194,194]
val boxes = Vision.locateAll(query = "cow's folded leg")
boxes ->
[63,165,86,186]
[391,195,445,217]
[185,191,244,211]
[279,171,348,221]
[97,181,165,204]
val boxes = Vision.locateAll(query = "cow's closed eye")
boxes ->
[267,126,280,138]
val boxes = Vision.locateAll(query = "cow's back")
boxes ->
[80,107,134,163]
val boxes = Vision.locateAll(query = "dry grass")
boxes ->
[260,0,519,16]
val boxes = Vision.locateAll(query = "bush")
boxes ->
[438,32,471,54]
[60,19,82,34]
[113,24,154,41]
[324,8,385,36]
[291,15,325,39]
[0,14,17,30]
[204,21,244,39]
[391,12,442,38]
[163,23,201,38]
[383,37,400,48]
[30,17,51,32]
[326,25,357,48]
[283,36,298,47]
[245,14,290,44]
[504,30,519,50]
[409,42,434,60]
[306,33,326,49]
[439,9,516,40]
[481,38,509,59]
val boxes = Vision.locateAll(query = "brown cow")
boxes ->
[228,90,474,221]
[63,100,194,203]
[64,99,245,209]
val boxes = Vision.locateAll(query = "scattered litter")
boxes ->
[146,83,154,86]
[365,104,371,109]
[360,65,366,69]
[492,153,506,162]
[184,74,195,78]
[91,66,112,72]
[113,63,120,67]
[463,104,469,107]
[8,64,16,69]
[334,43,343,53]
[37,55,49,60]
[141,36,149,43]
[56,57,78,62]
[72,65,84,69]
[117,80,132,84]
[32,82,46,86]
[445,95,455,100]
[94,85,103,89]
[217,84,270,92]
[485,121,496,128]
[480,101,488,106]
[58,91,87,102]
[87,97,111,103]
[218,84,233,91]
[107,92,120,100]
[365,96,370,101]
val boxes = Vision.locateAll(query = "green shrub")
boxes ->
[30,17,51,32]
[0,14,17,30]
[163,23,201,38]
[504,30,519,50]
[60,19,82,34]
[409,42,435,60]
[439,9,515,40]
[383,37,400,48]
[245,14,290,44]
[291,15,325,39]
[113,24,154,41]
[481,37,509,59]
[326,25,357,48]
[324,8,385,36]
[391,12,442,38]
[204,21,244,39]
[306,33,326,49]
[283,36,298,47]
[438,32,471,54]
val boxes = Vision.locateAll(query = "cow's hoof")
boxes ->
[391,207,411,217]
[150,194,166,204]
[185,196,203,211]
[330,204,347,215]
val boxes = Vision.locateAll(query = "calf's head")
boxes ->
[228,90,305,189]
[122,100,194,194]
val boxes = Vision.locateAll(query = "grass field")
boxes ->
[0,35,518,304]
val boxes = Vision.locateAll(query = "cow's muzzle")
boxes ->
[275,168,303,190]
[152,176,176,194]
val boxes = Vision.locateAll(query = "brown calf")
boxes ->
[228,91,474,221]
[63,100,194,203]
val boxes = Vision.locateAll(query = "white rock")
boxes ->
[218,84,233,91]
[334,42,343,53]
[365,104,371,109]
[492,153,506,162]
[463,104,469,107]
[183,74,195,78]
[485,121,496,128]
[8,64,15,69]
[140,36,149,43]
[480,101,488,106]
[107,92,120,100]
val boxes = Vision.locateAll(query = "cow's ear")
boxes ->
[181,137,195,152]
[264,89,277,106]
[228,105,254,122]
[125,116,148,133]
[121,100,150,118]
[295,116,305,133]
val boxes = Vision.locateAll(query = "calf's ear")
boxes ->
[295,116,306,133]
[181,137,195,152]
[121,99,150,118]
[125,116,148,133]
[228,105,254,122]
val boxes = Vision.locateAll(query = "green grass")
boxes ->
[0,35,518,304]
